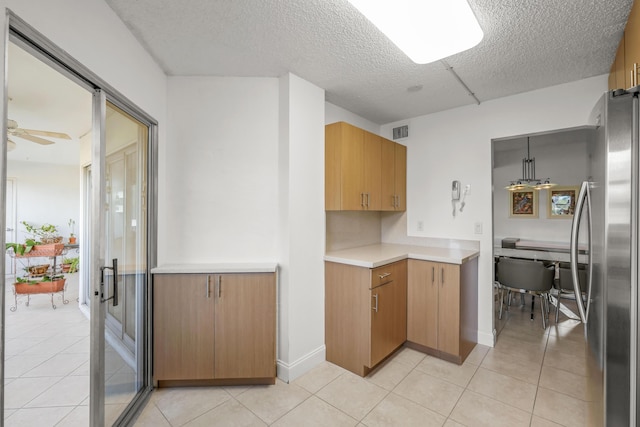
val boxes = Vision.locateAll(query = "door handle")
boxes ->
[100,258,118,306]
[570,181,591,323]
[372,294,378,312]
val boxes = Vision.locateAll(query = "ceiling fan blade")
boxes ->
[7,138,16,152]
[13,133,55,145]
[21,129,71,139]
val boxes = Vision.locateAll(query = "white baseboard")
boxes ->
[277,345,326,383]
[477,330,496,347]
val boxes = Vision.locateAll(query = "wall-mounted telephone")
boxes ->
[452,180,461,201]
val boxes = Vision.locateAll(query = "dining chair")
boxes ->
[497,257,555,328]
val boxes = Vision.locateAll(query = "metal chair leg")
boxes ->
[530,295,535,321]
[540,293,547,329]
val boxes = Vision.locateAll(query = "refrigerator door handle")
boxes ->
[570,180,591,323]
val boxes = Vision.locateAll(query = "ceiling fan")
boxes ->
[7,118,71,151]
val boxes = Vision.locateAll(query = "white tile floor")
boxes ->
[135,294,589,427]
[4,272,90,426]
[3,272,136,426]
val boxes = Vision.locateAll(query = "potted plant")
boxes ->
[13,274,66,294]
[6,222,64,259]
[21,221,62,244]
[61,256,79,273]
[68,219,76,244]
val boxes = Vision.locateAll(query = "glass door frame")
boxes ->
[1,10,159,426]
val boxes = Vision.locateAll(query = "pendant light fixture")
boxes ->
[505,137,556,191]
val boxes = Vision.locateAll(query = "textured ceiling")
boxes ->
[104,0,633,124]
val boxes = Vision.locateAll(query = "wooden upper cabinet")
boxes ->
[610,36,626,90]
[325,122,407,212]
[609,1,640,90]
[626,1,640,88]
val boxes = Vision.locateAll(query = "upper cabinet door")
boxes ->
[626,2,640,89]
[394,143,407,211]
[381,138,397,211]
[340,124,366,210]
[363,131,382,210]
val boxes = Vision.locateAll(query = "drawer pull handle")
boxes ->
[378,272,391,279]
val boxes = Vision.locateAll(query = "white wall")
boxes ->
[325,102,380,134]
[7,161,80,242]
[165,76,279,262]
[380,75,608,346]
[278,73,326,381]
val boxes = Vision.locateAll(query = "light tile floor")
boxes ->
[135,294,589,427]
[3,272,136,426]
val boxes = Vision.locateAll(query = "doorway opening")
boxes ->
[3,12,158,425]
[491,127,594,340]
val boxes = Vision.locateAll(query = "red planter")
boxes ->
[14,279,65,295]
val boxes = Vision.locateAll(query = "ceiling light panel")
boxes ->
[347,0,484,64]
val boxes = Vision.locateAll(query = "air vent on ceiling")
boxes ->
[392,125,408,140]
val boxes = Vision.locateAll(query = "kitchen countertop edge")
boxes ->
[151,263,278,274]
[325,244,479,268]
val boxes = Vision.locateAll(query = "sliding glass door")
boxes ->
[90,94,153,425]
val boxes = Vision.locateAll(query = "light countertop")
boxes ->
[151,262,278,274]
[325,243,479,268]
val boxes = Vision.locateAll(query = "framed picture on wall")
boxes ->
[548,186,579,218]
[509,189,538,218]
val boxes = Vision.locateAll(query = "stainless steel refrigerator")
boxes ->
[572,89,638,426]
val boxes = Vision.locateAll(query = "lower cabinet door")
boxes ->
[438,264,461,356]
[154,274,215,380]
[369,271,406,367]
[407,260,439,349]
[214,273,276,379]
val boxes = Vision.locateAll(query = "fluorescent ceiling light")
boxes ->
[347,0,484,64]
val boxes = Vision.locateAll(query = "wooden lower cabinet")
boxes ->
[325,260,407,376]
[407,258,478,364]
[153,272,276,385]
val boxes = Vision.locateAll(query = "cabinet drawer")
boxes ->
[371,264,394,288]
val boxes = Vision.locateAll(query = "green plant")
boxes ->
[5,239,37,256]
[68,219,76,237]
[21,221,59,242]
[15,276,39,285]
[63,256,79,273]
[40,274,64,282]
